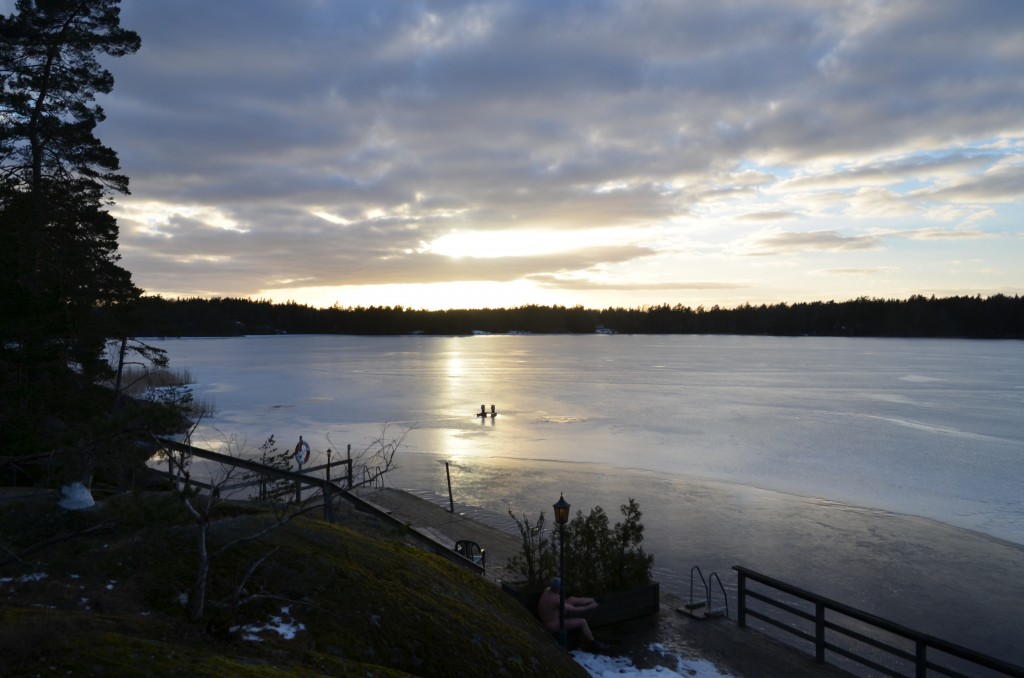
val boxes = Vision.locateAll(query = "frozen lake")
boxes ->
[153,334,1024,545]
[150,334,1024,666]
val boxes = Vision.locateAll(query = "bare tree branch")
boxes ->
[221,546,277,615]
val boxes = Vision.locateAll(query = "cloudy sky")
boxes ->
[58,1,1024,308]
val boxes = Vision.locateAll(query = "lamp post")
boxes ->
[553,493,571,648]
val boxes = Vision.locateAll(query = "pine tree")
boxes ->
[0,0,141,463]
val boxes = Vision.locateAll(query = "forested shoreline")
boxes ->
[132,293,1024,338]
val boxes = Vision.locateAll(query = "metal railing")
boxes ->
[734,565,1024,678]
[682,565,729,619]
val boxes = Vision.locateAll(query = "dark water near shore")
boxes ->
[152,334,1024,666]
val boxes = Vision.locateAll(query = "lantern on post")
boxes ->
[553,493,571,647]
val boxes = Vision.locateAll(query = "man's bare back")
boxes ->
[536,578,599,641]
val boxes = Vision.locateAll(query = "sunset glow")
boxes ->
[86,1,1024,310]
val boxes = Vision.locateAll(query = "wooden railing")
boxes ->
[157,437,350,522]
[734,566,1024,678]
[154,437,483,574]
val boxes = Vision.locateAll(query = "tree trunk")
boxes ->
[113,336,128,409]
[190,521,210,623]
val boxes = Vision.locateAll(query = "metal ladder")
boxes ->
[678,565,729,619]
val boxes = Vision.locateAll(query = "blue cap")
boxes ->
[549,577,561,591]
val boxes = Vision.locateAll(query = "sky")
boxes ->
[31,1,1024,310]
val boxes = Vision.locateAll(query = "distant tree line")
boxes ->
[132,294,1024,339]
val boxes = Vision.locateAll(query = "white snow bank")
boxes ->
[573,644,733,678]
[58,482,95,510]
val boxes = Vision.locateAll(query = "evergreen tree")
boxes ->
[0,1,141,465]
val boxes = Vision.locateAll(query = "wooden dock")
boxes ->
[353,486,853,677]
[352,487,523,584]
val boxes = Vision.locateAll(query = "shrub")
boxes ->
[506,498,653,594]
[505,510,557,588]
[243,435,295,501]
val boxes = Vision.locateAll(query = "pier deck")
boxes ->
[356,486,852,677]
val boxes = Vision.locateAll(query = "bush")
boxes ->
[506,498,653,594]
[505,510,557,588]
[243,435,295,501]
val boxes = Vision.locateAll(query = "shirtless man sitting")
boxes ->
[536,577,606,648]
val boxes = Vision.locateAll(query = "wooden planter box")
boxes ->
[501,580,660,628]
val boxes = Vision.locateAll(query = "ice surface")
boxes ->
[150,334,1024,546]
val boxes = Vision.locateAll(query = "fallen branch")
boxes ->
[0,540,32,568]
[1,519,118,566]
[0,451,57,466]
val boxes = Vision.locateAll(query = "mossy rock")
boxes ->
[0,492,587,677]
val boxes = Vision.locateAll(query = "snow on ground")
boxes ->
[1,572,733,674]
[573,644,733,677]
[0,572,48,584]
[58,482,95,510]
[233,606,306,641]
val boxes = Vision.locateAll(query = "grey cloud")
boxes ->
[775,152,998,192]
[922,166,1024,203]
[109,1,1024,185]
[737,211,797,221]
[89,0,1024,300]
[895,228,989,241]
[818,268,889,276]
[355,245,657,285]
[531,276,750,292]
[121,213,657,294]
[749,230,882,255]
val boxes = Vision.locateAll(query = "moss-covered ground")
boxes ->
[0,490,586,677]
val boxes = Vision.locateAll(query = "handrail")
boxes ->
[707,570,728,618]
[688,565,708,611]
[303,459,350,476]
[154,437,483,574]
[734,565,1024,677]
[156,436,343,522]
